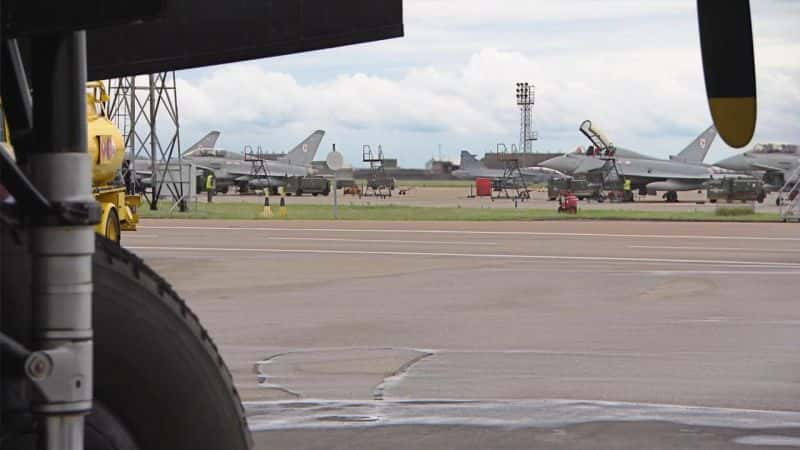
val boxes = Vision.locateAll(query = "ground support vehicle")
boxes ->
[548,175,604,202]
[86,82,139,242]
[285,175,331,196]
[557,192,579,214]
[707,177,766,203]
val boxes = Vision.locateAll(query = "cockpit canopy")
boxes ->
[750,144,799,155]
[185,148,243,159]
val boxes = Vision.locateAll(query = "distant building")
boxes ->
[426,159,458,175]
[382,158,399,169]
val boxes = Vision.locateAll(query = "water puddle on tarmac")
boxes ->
[734,435,800,447]
[245,399,800,434]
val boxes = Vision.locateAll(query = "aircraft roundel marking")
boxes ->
[303,144,308,153]
[700,138,707,149]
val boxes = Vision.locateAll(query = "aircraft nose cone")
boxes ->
[539,155,578,174]
[715,154,748,171]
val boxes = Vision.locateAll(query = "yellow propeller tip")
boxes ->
[708,97,756,149]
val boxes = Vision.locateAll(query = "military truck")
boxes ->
[285,175,331,196]
[707,177,766,203]
[547,175,605,201]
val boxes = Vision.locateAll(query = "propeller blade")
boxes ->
[697,0,756,148]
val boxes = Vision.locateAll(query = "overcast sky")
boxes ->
[176,1,799,168]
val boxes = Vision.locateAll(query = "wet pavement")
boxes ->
[127,219,800,448]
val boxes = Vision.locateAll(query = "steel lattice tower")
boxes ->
[107,73,186,210]
[515,82,538,153]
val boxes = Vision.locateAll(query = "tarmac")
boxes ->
[213,186,784,213]
[126,219,800,449]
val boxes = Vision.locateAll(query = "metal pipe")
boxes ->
[149,73,158,209]
[30,31,93,450]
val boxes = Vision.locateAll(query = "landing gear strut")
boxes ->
[664,191,678,203]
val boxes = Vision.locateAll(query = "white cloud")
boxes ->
[176,1,800,166]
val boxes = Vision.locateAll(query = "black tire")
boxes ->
[89,236,252,449]
[312,193,318,197]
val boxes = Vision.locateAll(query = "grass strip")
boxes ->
[140,202,780,222]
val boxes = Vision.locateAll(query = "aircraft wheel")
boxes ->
[104,208,121,244]
[1,228,251,449]
[89,235,252,450]
[665,191,678,203]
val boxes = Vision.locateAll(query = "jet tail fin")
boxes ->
[185,131,221,155]
[279,130,325,166]
[459,151,485,170]
[671,125,717,164]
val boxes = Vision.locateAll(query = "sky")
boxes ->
[174,0,800,168]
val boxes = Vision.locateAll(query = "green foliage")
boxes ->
[715,206,756,217]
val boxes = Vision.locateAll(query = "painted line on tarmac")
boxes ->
[483,267,800,275]
[244,399,800,431]
[126,246,800,268]
[635,270,800,276]
[140,225,800,242]
[249,237,495,246]
[630,245,799,253]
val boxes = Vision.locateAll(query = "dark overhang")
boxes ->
[85,0,404,80]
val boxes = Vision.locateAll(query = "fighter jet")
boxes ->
[452,151,560,183]
[539,121,719,202]
[183,130,325,193]
[714,144,800,191]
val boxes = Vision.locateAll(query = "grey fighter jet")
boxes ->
[540,121,719,202]
[714,144,800,191]
[452,151,560,183]
[183,130,325,193]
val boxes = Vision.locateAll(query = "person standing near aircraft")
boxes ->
[206,172,216,203]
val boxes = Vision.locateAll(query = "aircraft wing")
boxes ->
[225,167,292,179]
[224,168,254,177]
[750,162,791,174]
[611,166,710,181]
[85,1,404,79]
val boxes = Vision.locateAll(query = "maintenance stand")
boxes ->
[362,145,394,198]
[492,147,530,202]
[243,145,275,195]
[779,165,800,222]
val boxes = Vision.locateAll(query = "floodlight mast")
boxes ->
[515,82,538,153]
